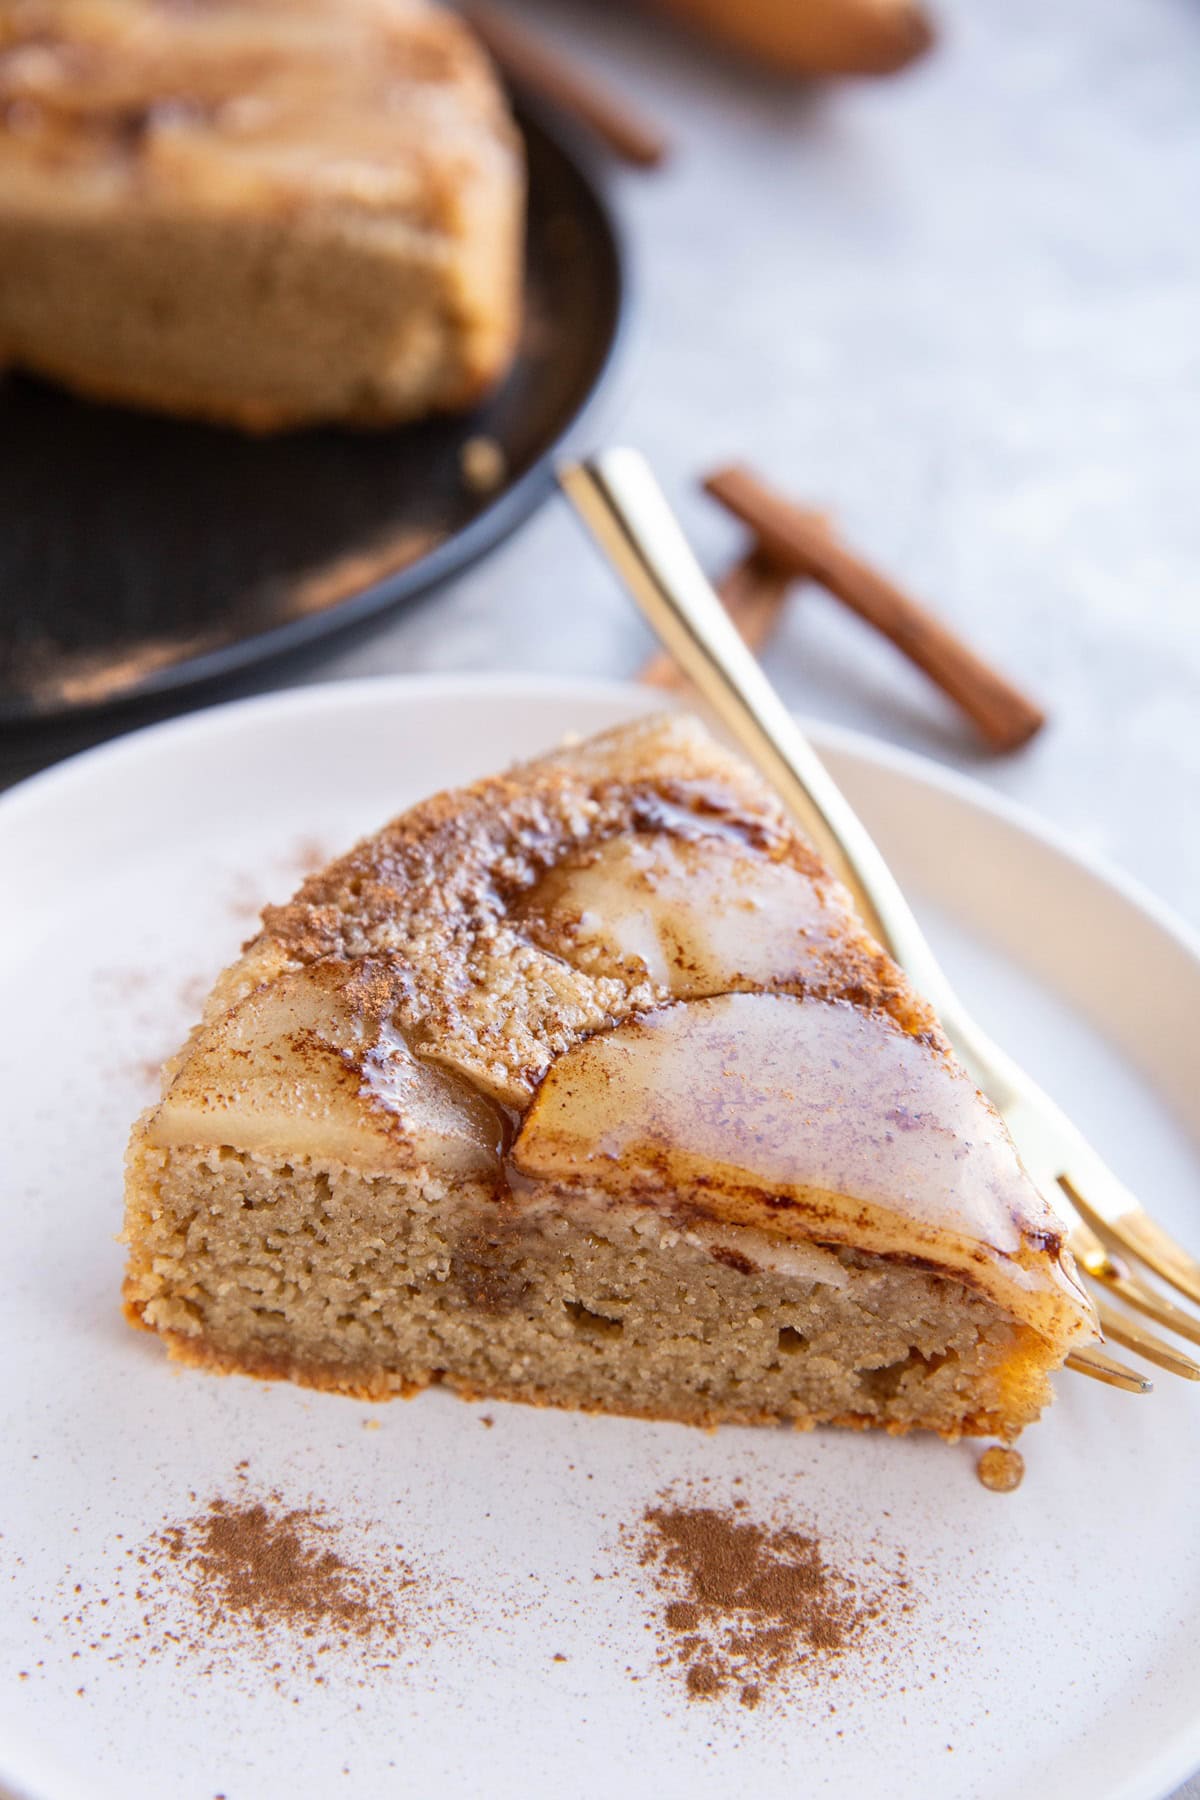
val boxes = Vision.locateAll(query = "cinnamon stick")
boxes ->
[704,466,1046,752]
[639,550,794,689]
[465,4,670,169]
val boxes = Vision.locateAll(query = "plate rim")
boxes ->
[1,670,1197,972]
[0,105,628,729]
[2,670,1199,1800]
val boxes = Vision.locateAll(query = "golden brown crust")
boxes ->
[134,1310,1032,1441]
[0,0,516,217]
[0,333,509,433]
[0,0,524,428]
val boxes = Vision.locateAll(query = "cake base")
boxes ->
[123,1141,1057,1441]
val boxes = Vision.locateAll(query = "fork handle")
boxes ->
[558,448,1021,1104]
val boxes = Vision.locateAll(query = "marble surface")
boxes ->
[2,0,1198,1787]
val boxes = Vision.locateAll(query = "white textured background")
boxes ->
[3,0,1198,1788]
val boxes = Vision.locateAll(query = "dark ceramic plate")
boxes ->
[0,105,624,726]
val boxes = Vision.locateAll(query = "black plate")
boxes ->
[0,105,624,726]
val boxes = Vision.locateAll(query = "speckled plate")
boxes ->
[1,676,1198,1800]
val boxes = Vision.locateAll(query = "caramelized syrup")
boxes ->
[521,832,839,996]
[362,1022,508,1166]
[513,992,1040,1254]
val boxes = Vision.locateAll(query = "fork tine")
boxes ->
[1068,1214,1200,1347]
[560,450,1189,1406]
[1065,1346,1153,1393]
[1063,1178,1200,1309]
[1109,1213,1200,1308]
[1093,1300,1200,1380]
[1085,1264,1200,1347]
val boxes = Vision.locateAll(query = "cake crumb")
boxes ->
[479,1415,494,1429]
[362,1418,381,1432]
[459,434,507,494]
[976,1446,1024,1493]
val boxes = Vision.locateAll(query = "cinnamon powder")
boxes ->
[59,1469,440,1689]
[154,1492,412,1646]
[630,1492,911,1709]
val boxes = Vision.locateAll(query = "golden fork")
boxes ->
[560,447,1200,1393]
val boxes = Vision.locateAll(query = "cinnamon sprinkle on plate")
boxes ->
[57,1470,447,1691]
[624,1487,916,1709]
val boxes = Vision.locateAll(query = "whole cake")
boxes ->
[0,0,524,429]
[123,715,1098,1438]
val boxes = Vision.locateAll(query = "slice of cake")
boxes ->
[122,714,1098,1439]
[0,0,523,430]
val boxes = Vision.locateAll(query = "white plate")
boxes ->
[2,676,1198,1800]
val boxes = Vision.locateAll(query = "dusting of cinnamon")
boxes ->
[629,1491,910,1708]
[278,837,333,879]
[58,1470,441,1689]
[155,1494,409,1644]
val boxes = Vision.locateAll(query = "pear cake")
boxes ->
[123,715,1098,1439]
[0,0,523,430]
